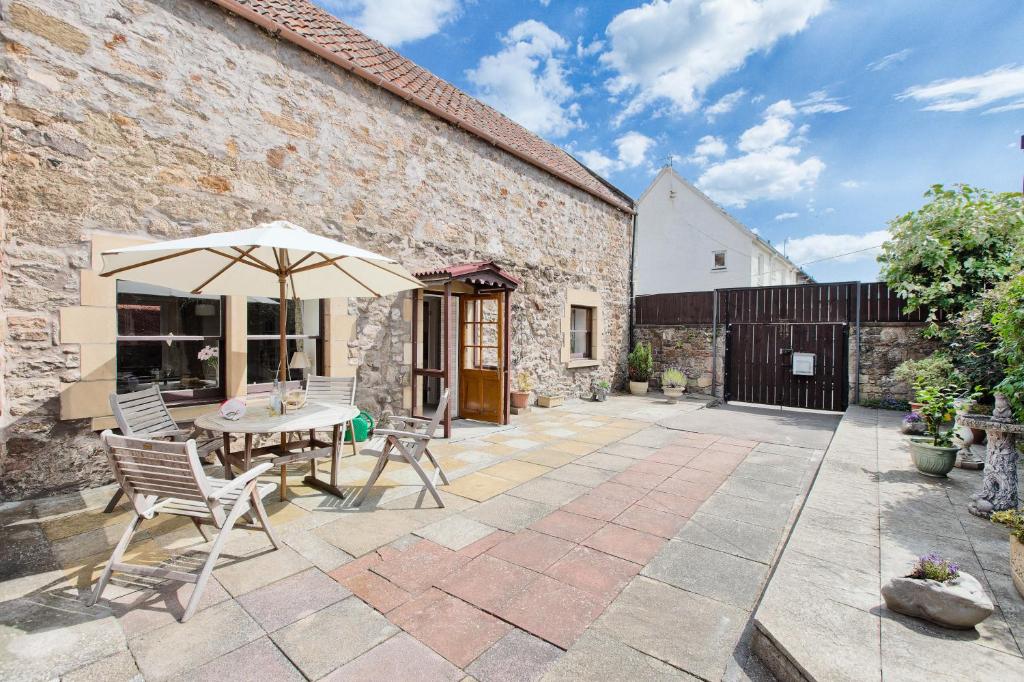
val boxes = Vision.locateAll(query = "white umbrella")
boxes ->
[100,220,422,387]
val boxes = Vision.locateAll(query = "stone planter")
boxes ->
[628,380,649,396]
[909,437,958,477]
[882,572,993,629]
[510,391,530,409]
[592,388,608,402]
[537,395,563,408]
[1012,536,1024,599]
[663,386,684,404]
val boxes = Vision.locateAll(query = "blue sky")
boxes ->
[315,1,1023,282]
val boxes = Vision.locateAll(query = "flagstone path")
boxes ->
[1,396,830,681]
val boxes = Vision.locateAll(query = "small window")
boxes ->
[570,306,594,359]
[115,282,225,403]
[712,250,727,270]
[246,298,323,391]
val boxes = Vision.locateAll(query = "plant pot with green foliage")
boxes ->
[628,342,653,396]
[990,510,1024,598]
[661,368,686,404]
[511,371,532,410]
[908,380,978,477]
[591,379,610,402]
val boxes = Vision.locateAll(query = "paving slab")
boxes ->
[129,599,263,680]
[676,512,784,564]
[642,540,769,610]
[596,576,747,680]
[61,650,141,682]
[582,524,664,565]
[465,495,556,533]
[507,477,589,507]
[696,491,793,530]
[544,545,640,603]
[542,463,617,487]
[237,567,351,632]
[659,403,839,449]
[279,526,354,572]
[213,544,313,597]
[439,554,538,612]
[108,574,232,637]
[466,628,563,682]
[322,632,462,681]
[187,636,305,682]
[540,627,691,681]
[487,530,575,572]
[414,515,498,551]
[270,596,399,679]
[493,574,605,649]
[529,510,606,543]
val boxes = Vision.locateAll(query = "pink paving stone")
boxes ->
[389,588,512,667]
[457,529,513,559]
[340,570,412,614]
[583,524,665,565]
[670,467,730,486]
[636,490,704,517]
[544,546,640,603]
[530,510,606,543]
[562,491,634,522]
[610,469,667,490]
[438,554,538,612]
[655,476,721,501]
[494,575,606,649]
[646,446,703,466]
[627,460,680,477]
[590,481,647,504]
[371,540,469,594]
[613,505,689,539]
[487,530,576,572]
[328,547,402,583]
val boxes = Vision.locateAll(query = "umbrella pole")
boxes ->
[279,273,288,500]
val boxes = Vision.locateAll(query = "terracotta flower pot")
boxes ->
[510,391,530,409]
[909,437,958,477]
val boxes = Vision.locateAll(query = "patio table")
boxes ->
[195,401,360,501]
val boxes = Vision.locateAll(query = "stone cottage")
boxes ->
[0,0,635,500]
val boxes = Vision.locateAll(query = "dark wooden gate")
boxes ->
[722,283,852,411]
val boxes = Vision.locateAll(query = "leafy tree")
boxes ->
[878,184,1024,324]
[991,274,1024,418]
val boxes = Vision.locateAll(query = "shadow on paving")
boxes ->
[658,403,840,450]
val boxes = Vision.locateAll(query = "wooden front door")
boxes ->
[459,293,503,423]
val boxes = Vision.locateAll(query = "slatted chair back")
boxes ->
[110,385,177,437]
[100,431,222,525]
[414,389,450,454]
[305,374,357,406]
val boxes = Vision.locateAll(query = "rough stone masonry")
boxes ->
[0,0,634,499]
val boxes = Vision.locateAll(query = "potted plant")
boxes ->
[990,510,1024,599]
[907,379,964,477]
[511,371,532,410]
[900,412,925,435]
[661,368,686,404]
[591,379,610,402]
[628,341,653,395]
[882,552,993,629]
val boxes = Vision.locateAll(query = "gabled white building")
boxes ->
[634,167,808,295]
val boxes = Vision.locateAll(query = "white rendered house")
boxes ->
[634,166,807,295]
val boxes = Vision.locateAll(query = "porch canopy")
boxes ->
[411,261,520,436]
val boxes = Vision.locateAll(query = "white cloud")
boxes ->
[775,212,799,221]
[688,134,728,165]
[577,131,655,176]
[326,0,460,46]
[897,64,1024,114]
[600,0,827,121]
[868,48,912,72]
[697,99,824,207]
[840,179,861,189]
[576,36,605,58]
[785,229,890,265]
[795,90,849,114]
[467,21,582,138]
[704,88,747,121]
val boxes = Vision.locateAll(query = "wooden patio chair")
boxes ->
[89,430,279,623]
[299,374,358,471]
[103,386,223,513]
[354,389,451,508]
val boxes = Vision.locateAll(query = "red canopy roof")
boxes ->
[414,261,521,289]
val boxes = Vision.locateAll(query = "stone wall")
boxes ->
[634,325,724,398]
[850,323,938,403]
[0,0,633,499]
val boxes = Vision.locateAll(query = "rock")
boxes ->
[881,572,993,629]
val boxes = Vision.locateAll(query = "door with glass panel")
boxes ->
[459,293,503,423]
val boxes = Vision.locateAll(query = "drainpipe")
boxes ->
[710,289,719,400]
[628,212,637,351]
[855,281,862,405]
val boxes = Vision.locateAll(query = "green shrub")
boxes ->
[628,342,653,382]
[661,368,685,388]
[991,509,1024,543]
[894,353,961,390]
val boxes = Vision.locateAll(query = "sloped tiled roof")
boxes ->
[208,0,633,212]
[415,261,522,288]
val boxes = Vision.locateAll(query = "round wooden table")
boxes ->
[196,401,360,501]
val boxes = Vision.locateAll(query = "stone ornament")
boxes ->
[958,399,1023,518]
[882,572,994,630]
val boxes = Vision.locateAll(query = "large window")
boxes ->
[247,298,323,390]
[569,305,594,359]
[115,282,225,403]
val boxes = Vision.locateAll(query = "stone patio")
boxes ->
[1,394,833,681]
[754,406,1024,681]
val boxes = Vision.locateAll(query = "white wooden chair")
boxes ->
[90,430,279,623]
[354,389,451,508]
[103,386,223,513]
[299,374,358,470]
